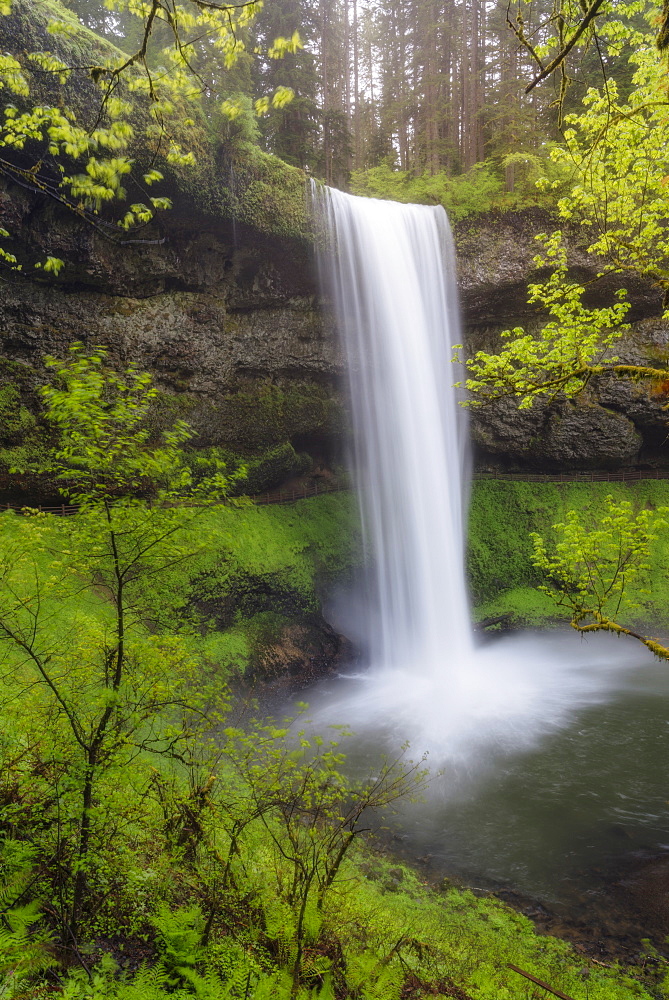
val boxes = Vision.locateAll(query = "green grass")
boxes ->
[468,480,669,628]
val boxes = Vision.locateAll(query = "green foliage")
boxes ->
[0,840,55,985]
[475,585,559,627]
[0,503,215,937]
[218,92,262,146]
[457,8,669,409]
[212,381,339,452]
[531,495,659,617]
[531,495,669,657]
[240,443,311,495]
[0,383,50,474]
[0,350,658,1000]
[0,0,301,274]
[38,343,237,501]
[196,624,253,676]
[315,855,654,1000]
[0,572,659,997]
[458,233,635,407]
[213,720,429,990]
[0,347,239,947]
[221,142,311,238]
[0,385,36,443]
[39,344,190,499]
[468,480,565,607]
[468,480,669,630]
[350,159,504,221]
[546,4,669,292]
[462,9,669,655]
[151,904,204,982]
[462,6,669,409]
[349,152,573,221]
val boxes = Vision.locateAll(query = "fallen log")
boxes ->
[507,964,577,1000]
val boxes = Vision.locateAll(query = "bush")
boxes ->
[349,150,574,221]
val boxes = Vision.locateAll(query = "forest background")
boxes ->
[56,0,637,205]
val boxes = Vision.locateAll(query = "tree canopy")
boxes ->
[458,2,669,659]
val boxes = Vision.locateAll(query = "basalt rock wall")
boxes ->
[1,181,668,472]
[455,210,669,471]
[0,177,341,457]
[2,0,667,471]
[0,0,328,461]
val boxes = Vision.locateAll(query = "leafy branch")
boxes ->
[531,496,669,660]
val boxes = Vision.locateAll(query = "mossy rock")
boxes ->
[234,610,354,685]
[237,443,312,495]
[186,379,344,452]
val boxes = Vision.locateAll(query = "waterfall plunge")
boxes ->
[311,185,652,765]
[315,185,473,678]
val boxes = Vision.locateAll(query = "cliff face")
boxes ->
[455,210,669,470]
[3,0,668,473]
[0,0,333,465]
[0,176,342,456]
[2,0,668,473]
[1,176,668,471]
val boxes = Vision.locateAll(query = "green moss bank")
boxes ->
[195,479,669,675]
[468,480,669,627]
[180,493,360,680]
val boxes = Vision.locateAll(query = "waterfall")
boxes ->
[310,184,646,763]
[307,188,662,901]
[313,184,474,679]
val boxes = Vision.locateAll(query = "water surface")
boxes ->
[290,630,669,911]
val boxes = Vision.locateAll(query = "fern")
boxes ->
[150,904,204,984]
[346,948,405,1000]
[60,961,177,1000]
[0,840,37,913]
[360,964,404,1000]
[249,970,293,999]
[305,972,335,1000]
[113,963,174,1000]
[56,961,298,1000]
[0,840,54,991]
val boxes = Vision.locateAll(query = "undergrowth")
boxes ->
[468,481,669,628]
[2,483,668,999]
[1,846,661,999]
[349,153,571,222]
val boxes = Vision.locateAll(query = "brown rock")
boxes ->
[251,617,355,688]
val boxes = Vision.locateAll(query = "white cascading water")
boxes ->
[311,184,653,765]
[314,185,472,678]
